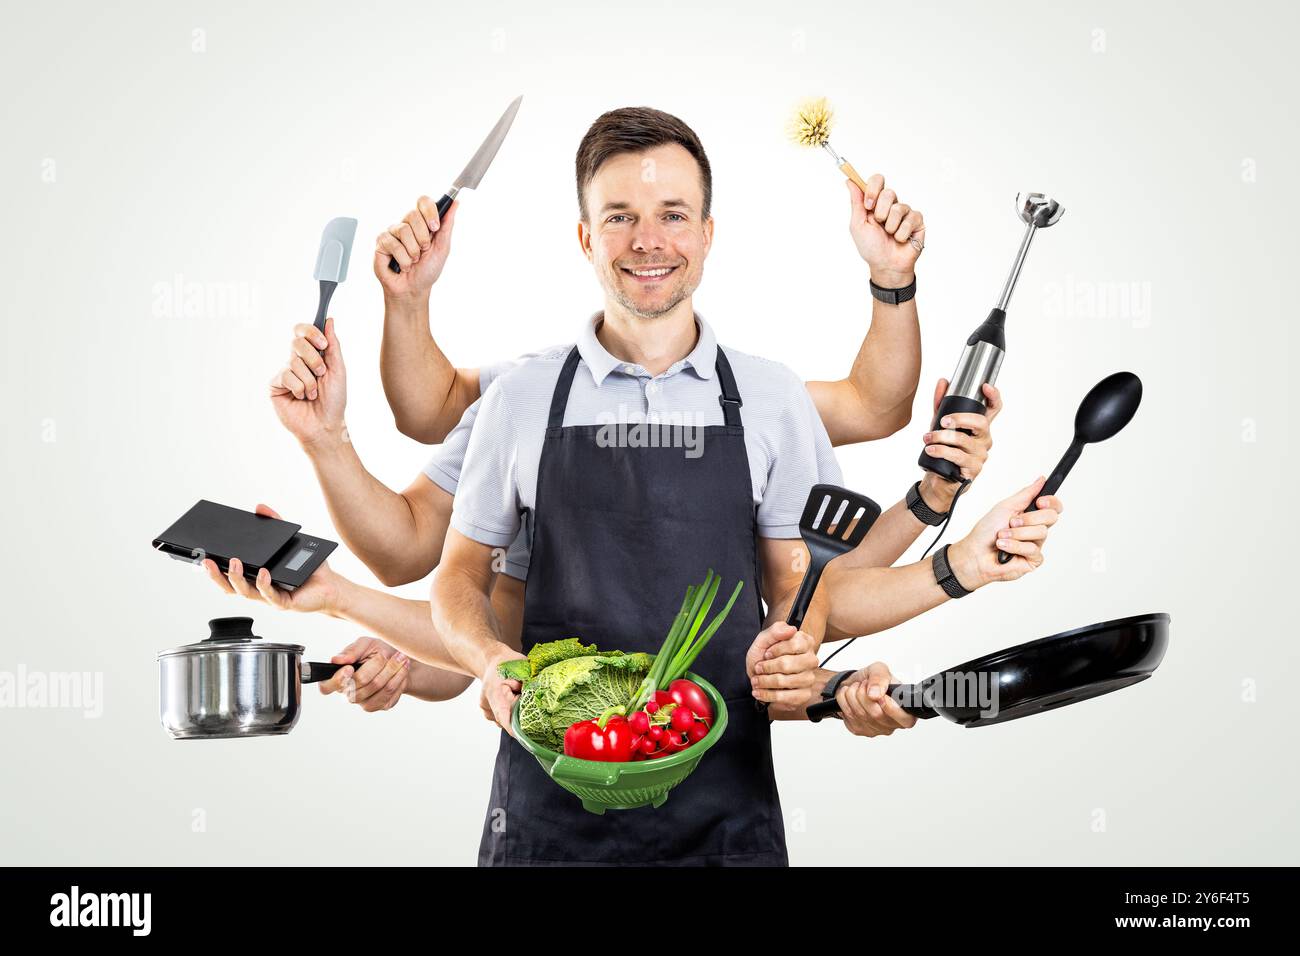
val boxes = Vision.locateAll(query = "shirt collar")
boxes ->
[577,311,718,386]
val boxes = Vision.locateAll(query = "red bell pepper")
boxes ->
[563,709,635,762]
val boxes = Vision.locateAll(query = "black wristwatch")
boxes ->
[906,480,950,526]
[932,544,972,599]
[869,276,917,305]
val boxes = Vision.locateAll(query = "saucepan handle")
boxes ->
[301,661,349,684]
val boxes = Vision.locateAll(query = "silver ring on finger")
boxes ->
[909,236,924,253]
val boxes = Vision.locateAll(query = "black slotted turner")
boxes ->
[757,484,882,711]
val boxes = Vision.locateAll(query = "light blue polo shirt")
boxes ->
[448,313,842,556]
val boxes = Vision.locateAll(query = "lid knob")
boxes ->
[207,617,258,641]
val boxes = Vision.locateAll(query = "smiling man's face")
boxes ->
[579,143,713,320]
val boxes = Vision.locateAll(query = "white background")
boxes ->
[2,0,1295,864]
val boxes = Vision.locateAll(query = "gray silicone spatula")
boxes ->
[311,217,358,333]
[388,95,523,274]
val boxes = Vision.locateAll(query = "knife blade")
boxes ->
[389,95,522,274]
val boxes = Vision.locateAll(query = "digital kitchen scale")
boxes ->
[152,500,337,591]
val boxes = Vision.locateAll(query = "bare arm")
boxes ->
[394,574,526,701]
[380,297,482,444]
[304,434,450,587]
[822,481,1063,643]
[805,291,920,445]
[270,318,451,586]
[431,529,528,731]
[804,173,926,446]
[372,197,482,443]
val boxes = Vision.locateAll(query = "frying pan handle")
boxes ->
[387,193,455,274]
[806,683,936,723]
[997,450,1076,564]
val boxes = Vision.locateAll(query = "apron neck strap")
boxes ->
[545,344,747,431]
[547,346,583,431]
[714,347,743,428]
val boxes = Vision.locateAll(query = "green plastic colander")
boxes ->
[511,671,729,815]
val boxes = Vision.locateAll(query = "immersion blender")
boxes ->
[918,192,1065,481]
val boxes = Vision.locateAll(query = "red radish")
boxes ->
[628,710,650,735]
[688,723,708,743]
[653,691,674,708]
[645,700,660,715]
[668,679,713,723]
[648,726,664,742]
[670,706,695,733]
[639,737,656,755]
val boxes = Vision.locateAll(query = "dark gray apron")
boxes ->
[477,345,787,866]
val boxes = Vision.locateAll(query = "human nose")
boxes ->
[631,220,667,253]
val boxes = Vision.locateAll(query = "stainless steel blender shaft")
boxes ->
[997,222,1038,311]
[997,192,1065,311]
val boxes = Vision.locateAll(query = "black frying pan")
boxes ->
[806,612,1169,726]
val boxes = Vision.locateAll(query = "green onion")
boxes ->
[628,570,745,713]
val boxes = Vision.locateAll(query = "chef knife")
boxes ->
[311,216,358,333]
[388,94,523,274]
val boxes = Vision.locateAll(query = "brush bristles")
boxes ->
[787,97,833,148]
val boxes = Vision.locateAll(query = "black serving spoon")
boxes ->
[998,371,1143,564]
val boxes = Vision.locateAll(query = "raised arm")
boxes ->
[805,174,925,445]
[270,318,449,586]
[373,196,482,443]
[823,479,1063,642]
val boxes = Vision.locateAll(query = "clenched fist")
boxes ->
[374,196,459,303]
[847,173,924,289]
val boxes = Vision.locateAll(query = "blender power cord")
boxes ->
[818,477,972,670]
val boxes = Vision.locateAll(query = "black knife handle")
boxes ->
[387,193,455,274]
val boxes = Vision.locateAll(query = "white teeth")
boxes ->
[628,267,673,277]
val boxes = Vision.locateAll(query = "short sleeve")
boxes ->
[449,379,524,548]
[756,372,843,539]
[421,398,481,494]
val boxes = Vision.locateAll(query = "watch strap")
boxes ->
[820,669,857,702]
[932,544,972,599]
[906,480,948,526]
[869,276,917,305]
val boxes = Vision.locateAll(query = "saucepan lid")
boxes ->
[157,616,305,660]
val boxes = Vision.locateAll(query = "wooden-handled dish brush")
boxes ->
[787,97,870,195]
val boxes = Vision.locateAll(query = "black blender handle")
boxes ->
[997,444,1079,564]
[387,193,455,274]
[807,683,936,722]
[918,394,986,482]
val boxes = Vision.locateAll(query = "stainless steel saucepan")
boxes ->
[158,617,345,739]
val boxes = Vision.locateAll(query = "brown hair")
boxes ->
[575,107,713,222]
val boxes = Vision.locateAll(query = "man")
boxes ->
[431,107,1059,866]
[212,137,1002,714]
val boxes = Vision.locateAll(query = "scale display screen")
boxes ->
[285,547,314,572]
